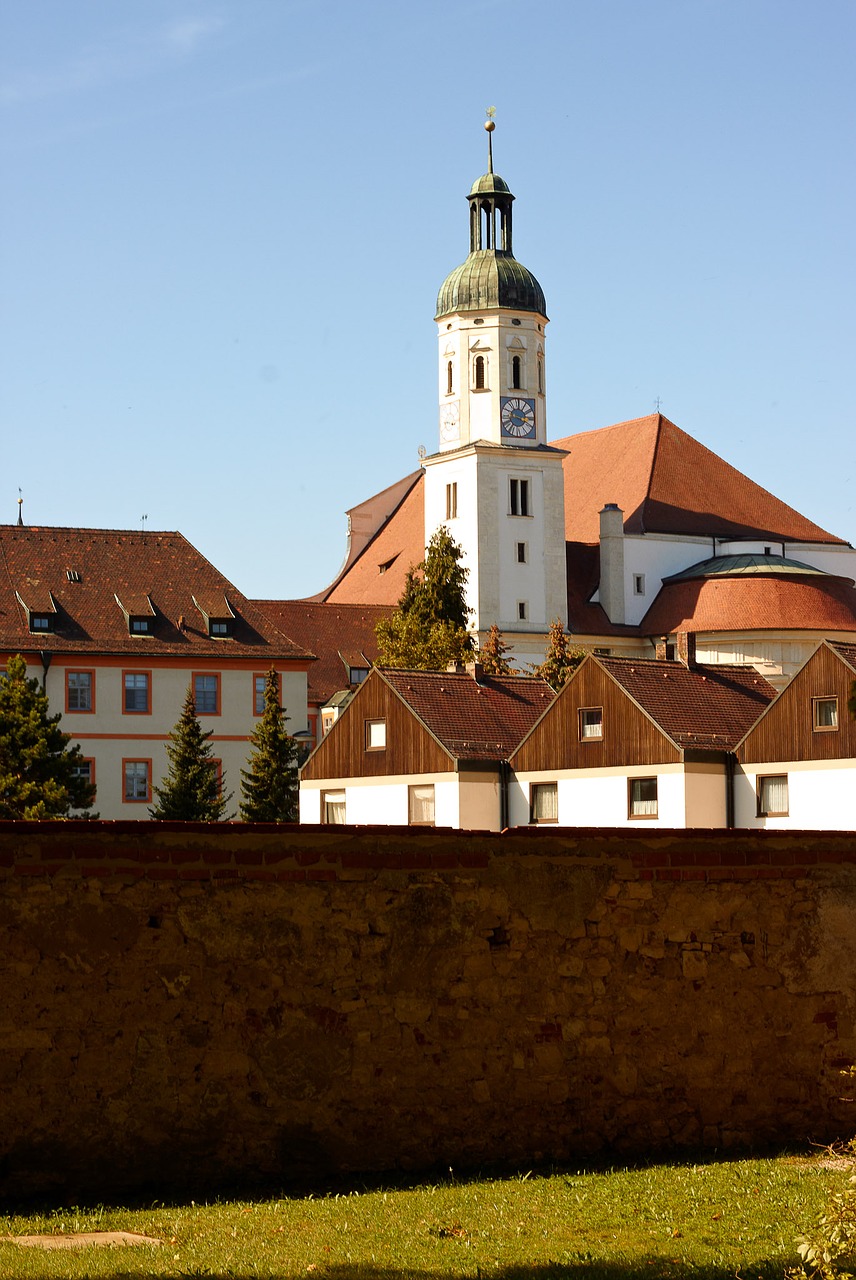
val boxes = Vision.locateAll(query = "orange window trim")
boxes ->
[65,668,96,714]
[122,757,152,803]
[192,671,221,715]
[122,669,152,715]
[253,670,281,716]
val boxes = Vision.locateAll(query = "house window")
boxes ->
[517,541,527,564]
[254,674,267,715]
[446,482,458,520]
[813,697,839,732]
[757,774,788,817]
[446,360,453,395]
[365,719,386,750]
[123,671,151,714]
[71,758,95,787]
[509,478,530,516]
[530,782,558,824]
[579,707,603,740]
[29,614,51,632]
[322,789,346,824]
[408,783,435,826]
[349,666,369,685]
[123,759,151,803]
[130,617,152,635]
[633,574,646,596]
[194,673,220,715]
[629,777,658,819]
[321,711,335,737]
[474,354,486,389]
[511,354,522,389]
[517,601,528,621]
[209,619,231,637]
[66,670,94,713]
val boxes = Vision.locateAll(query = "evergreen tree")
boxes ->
[479,623,515,675]
[375,526,475,670]
[240,667,298,822]
[533,618,586,691]
[0,654,96,818]
[150,686,233,820]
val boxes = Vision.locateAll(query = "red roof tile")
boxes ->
[599,656,777,749]
[253,600,393,703]
[0,525,310,659]
[324,476,425,606]
[641,574,856,635]
[381,667,555,760]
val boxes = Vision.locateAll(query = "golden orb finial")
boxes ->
[485,105,496,133]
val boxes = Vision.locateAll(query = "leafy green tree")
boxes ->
[479,623,515,675]
[533,618,586,691]
[0,654,96,818]
[150,686,233,820]
[240,667,298,822]
[376,526,475,670]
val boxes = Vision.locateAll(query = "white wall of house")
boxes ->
[299,772,462,827]
[735,759,856,830]
[509,763,689,829]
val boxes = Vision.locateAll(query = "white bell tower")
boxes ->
[423,117,568,643]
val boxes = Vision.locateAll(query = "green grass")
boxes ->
[0,1152,848,1279]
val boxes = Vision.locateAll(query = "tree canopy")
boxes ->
[533,619,586,691]
[0,654,97,819]
[375,526,475,670]
[150,686,233,820]
[479,623,515,675]
[240,667,299,822]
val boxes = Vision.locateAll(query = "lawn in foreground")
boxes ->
[0,1152,846,1279]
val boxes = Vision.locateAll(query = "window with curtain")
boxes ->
[813,697,838,731]
[322,790,346,824]
[365,719,386,750]
[757,775,788,816]
[408,784,435,826]
[629,776,658,818]
[530,782,558,824]
[579,707,603,740]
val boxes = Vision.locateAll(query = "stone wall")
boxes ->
[0,821,854,1199]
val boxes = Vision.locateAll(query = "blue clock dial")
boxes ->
[500,396,536,439]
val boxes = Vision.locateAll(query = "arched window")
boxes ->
[512,355,521,390]
[446,360,453,395]
[537,359,544,393]
[474,355,485,390]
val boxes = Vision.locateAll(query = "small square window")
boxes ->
[530,782,558,824]
[349,666,369,685]
[813,697,839,732]
[757,774,788,817]
[124,759,151,803]
[322,789,346,823]
[194,673,220,715]
[67,670,94,712]
[629,777,658,819]
[579,707,603,740]
[365,719,386,750]
[409,783,435,826]
[633,574,646,596]
[123,671,151,713]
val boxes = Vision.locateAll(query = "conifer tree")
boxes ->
[376,526,475,670]
[533,618,586,691]
[240,667,298,822]
[479,623,515,675]
[0,654,96,818]
[150,686,232,820]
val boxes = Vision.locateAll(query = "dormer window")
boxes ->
[29,614,52,632]
[192,592,236,639]
[210,619,231,637]
[130,617,153,635]
[115,592,156,637]
[16,590,58,634]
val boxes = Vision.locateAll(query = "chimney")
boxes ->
[465,661,485,683]
[598,504,625,625]
[676,631,697,669]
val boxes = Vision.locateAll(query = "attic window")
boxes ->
[379,554,399,575]
[115,592,155,636]
[365,719,386,751]
[209,619,231,637]
[130,617,153,635]
[66,569,81,583]
[349,666,369,685]
[192,593,236,638]
[29,614,52,632]
[579,707,603,740]
[813,697,838,732]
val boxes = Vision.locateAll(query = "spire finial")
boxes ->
[16,488,23,527]
[485,105,496,173]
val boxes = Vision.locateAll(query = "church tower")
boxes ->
[423,117,568,643]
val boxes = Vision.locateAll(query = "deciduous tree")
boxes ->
[533,618,586,691]
[479,623,515,675]
[0,654,96,818]
[150,687,232,820]
[240,667,299,822]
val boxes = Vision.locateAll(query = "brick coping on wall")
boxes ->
[0,821,853,883]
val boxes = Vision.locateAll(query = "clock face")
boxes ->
[500,396,536,439]
[440,400,460,441]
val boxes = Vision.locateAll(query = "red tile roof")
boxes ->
[641,574,856,635]
[0,525,310,659]
[599,656,777,749]
[381,667,555,760]
[553,414,846,545]
[253,600,393,703]
[323,476,425,606]
[828,640,856,671]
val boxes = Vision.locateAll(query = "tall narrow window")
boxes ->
[537,359,544,393]
[409,784,435,826]
[517,601,527,621]
[509,478,530,516]
[194,673,220,715]
[516,541,527,564]
[474,355,485,389]
[446,360,453,395]
[512,354,522,389]
[123,759,151,803]
[446,482,458,520]
[123,671,150,713]
[67,670,94,712]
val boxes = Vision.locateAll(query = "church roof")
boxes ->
[641,573,856,635]
[324,474,424,607]
[253,600,392,704]
[663,553,833,582]
[553,414,846,545]
[436,251,547,319]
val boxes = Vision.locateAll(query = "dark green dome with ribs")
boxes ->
[436,161,547,320]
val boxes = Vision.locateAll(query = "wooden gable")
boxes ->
[300,669,454,782]
[737,643,856,765]
[511,656,681,772]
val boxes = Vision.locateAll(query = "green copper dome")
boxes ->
[436,154,547,320]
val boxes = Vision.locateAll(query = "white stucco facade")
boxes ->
[735,758,856,830]
[509,761,729,829]
[299,769,502,831]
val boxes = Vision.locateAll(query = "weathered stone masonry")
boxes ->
[0,821,854,1198]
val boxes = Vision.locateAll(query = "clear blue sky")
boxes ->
[2,0,854,600]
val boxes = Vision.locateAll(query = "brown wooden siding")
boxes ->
[301,670,452,781]
[511,661,680,771]
[737,644,856,765]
